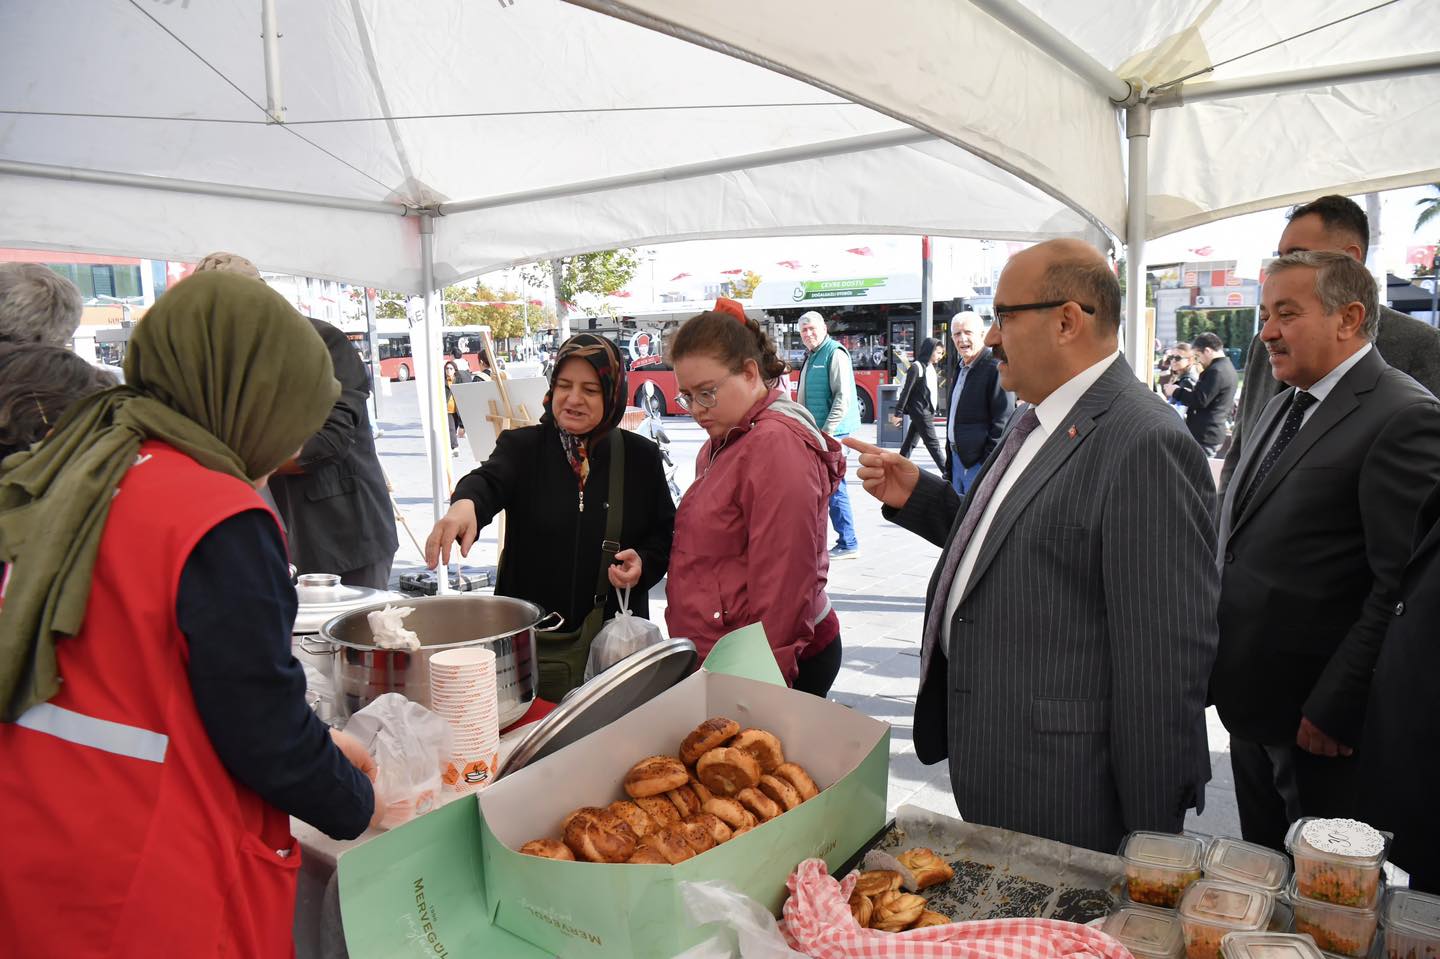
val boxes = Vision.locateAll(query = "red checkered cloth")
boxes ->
[779,859,1135,959]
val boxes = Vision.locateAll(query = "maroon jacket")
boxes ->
[665,390,845,681]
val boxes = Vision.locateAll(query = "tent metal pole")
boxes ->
[969,0,1134,103]
[0,159,409,216]
[419,215,451,594]
[260,0,285,123]
[1151,52,1440,107]
[1124,103,1151,386]
[437,129,931,215]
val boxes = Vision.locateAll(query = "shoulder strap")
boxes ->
[583,430,626,632]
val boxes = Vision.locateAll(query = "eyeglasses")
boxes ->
[675,373,736,413]
[992,300,1095,330]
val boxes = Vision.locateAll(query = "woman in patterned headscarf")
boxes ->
[425,333,675,699]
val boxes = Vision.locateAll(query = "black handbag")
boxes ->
[534,429,624,701]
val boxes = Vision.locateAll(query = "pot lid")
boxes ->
[292,584,401,635]
[497,638,696,779]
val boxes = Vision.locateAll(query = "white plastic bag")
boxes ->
[343,693,454,829]
[584,587,665,680]
[675,879,809,959]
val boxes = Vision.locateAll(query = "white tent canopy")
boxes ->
[0,0,1103,294]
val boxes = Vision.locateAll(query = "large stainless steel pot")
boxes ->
[313,594,561,727]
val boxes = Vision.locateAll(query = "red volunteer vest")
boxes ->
[0,441,300,958]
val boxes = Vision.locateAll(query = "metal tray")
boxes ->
[496,637,696,779]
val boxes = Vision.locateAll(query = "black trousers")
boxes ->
[1229,735,1361,852]
[793,634,843,698]
[899,414,945,472]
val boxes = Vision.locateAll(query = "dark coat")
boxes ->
[1171,355,1237,449]
[886,357,1219,852]
[1361,482,1440,893]
[1212,347,1440,748]
[1221,305,1440,490]
[943,348,1011,471]
[451,423,675,629]
[895,361,937,419]
[268,319,397,575]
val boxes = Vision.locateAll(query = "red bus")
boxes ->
[372,326,488,381]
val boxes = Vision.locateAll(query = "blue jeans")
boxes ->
[830,438,859,550]
[951,455,982,496]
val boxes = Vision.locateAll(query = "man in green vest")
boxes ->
[797,311,861,559]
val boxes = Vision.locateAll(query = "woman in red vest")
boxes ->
[0,272,382,958]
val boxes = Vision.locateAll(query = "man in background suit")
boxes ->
[944,311,1012,494]
[1168,332,1237,457]
[847,239,1218,853]
[1362,483,1440,893]
[1212,251,1440,851]
[1221,195,1440,490]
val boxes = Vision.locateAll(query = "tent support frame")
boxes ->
[261,0,285,123]
[418,214,452,593]
[969,0,1135,103]
[1124,103,1151,385]
[1151,52,1440,108]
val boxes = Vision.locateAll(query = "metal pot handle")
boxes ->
[296,636,338,656]
[533,611,565,633]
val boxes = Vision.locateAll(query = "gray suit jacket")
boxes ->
[1212,346,1440,746]
[1221,305,1440,491]
[887,356,1219,852]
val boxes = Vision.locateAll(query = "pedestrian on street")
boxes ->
[666,299,847,696]
[892,336,947,473]
[1167,331,1237,457]
[944,312,1012,495]
[795,310,862,560]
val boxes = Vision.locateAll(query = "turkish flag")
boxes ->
[670,272,691,281]
[610,290,632,298]
[1407,245,1437,266]
[776,260,802,269]
[846,247,873,256]
[720,269,743,275]
[1189,246,1214,257]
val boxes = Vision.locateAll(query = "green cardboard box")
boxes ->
[338,625,889,958]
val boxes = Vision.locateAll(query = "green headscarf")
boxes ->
[0,271,340,721]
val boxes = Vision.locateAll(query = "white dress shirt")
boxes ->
[942,351,1120,653]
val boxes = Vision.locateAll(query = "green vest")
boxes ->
[801,338,859,437]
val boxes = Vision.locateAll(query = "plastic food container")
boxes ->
[1382,888,1440,959]
[1220,932,1325,959]
[1104,903,1187,959]
[1288,876,1380,958]
[1206,838,1291,895]
[1122,831,1208,907]
[1286,818,1388,908]
[1179,878,1275,959]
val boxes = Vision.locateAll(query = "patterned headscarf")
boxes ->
[540,333,627,487]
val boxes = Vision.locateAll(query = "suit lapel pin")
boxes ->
[1067,425,1077,439]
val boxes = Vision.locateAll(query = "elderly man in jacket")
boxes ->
[796,311,862,560]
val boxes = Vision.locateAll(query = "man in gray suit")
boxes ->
[1211,251,1440,851]
[1221,195,1440,491]
[848,239,1219,852]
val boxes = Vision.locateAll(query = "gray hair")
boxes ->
[0,263,83,346]
[797,310,826,329]
[950,310,986,333]
[1266,251,1379,341]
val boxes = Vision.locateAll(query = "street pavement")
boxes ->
[373,379,1240,838]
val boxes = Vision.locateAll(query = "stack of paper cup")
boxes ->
[428,646,500,793]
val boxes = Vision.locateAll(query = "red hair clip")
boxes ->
[713,297,747,324]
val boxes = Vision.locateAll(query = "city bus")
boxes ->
[372,325,489,380]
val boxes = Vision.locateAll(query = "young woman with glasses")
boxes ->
[665,299,848,696]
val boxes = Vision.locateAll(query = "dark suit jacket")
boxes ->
[1171,355,1237,449]
[1221,305,1440,490]
[268,319,398,576]
[895,360,937,419]
[1212,346,1440,748]
[887,356,1219,853]
[944,349,1012,471]
[1361,482,1440,893]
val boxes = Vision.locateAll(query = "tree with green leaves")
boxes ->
[728,270,763,299]
[521,249,640,338]
[1415,183,1440,232]
[348,287,407,320]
